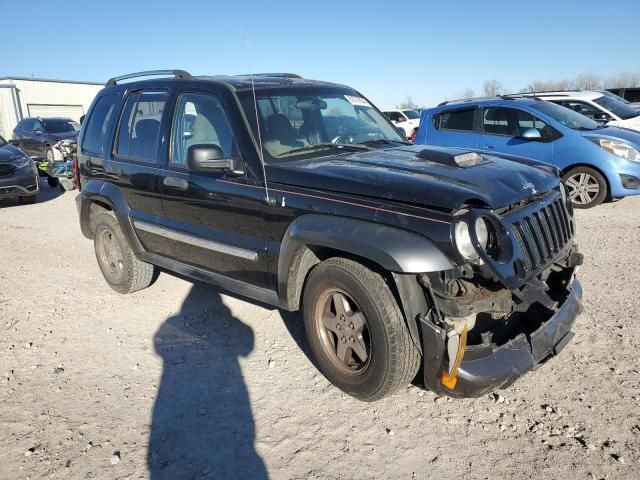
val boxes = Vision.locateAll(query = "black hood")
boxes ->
[266,145,560,211]
[0,142,25,163]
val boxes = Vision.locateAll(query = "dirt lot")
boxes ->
[1,184,639,480]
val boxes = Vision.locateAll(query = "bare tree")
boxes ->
[483,79,504,97]
[396,96,418,109]
[604,73,640,88]
[459,88,475,99]
[573,73,602,90]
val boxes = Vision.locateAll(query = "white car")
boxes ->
[383,109,421,139]
[524,91,640,132]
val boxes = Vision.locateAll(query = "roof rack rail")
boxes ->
[240,73,302,79]
[105,69,192,87]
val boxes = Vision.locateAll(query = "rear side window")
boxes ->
[81,95,119,155]
[115,90,168,161]
[436,109,475,131]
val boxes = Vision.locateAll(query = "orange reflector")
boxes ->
[440,325,468,390]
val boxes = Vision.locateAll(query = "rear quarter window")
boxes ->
[435,109,475,131]
[82,95,120,156]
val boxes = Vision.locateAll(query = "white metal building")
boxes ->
[0,77,104,139]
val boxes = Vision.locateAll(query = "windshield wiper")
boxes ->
[358,138,412,147]
[276,143,372,157]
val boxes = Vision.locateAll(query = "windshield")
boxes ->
[42,119,81,134]
[531,101,601,131]
[240,87,406,162]
[602,90,631,105]
[402,109,421,119]
[593,95,639,120]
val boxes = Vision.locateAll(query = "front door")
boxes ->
[157,88,270,288]
[478,107,554,163]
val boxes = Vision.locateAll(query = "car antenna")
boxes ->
[245,31,273,206]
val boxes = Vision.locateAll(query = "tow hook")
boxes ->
[441,314,475,389]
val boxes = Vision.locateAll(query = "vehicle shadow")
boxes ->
[148,282,268,479]
[0,180,64,208]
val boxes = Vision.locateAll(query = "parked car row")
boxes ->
[414,90,640,208]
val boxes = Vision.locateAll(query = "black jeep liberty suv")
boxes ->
[76,70,583,401]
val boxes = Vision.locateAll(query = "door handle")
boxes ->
[484,144,495,149]
[163,176,188,190]
[105,164,123,176]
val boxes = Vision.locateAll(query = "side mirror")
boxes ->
[187,144,235,173]
[593,112,613,124]
[519,128,542,140]
[34,129,43,136]
[9,139,20,146]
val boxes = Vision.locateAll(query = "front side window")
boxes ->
[483,107,516,136]
[171,93,237,165]
[240,87,405,162]
[115,90,168,161]
[437,109,475,131]
[82,95,119,156]
[42,119,80,134]
[593,95,639,120]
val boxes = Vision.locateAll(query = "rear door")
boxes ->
[16,120,37,156]
[478,107,554,163]
[157,87,270,288]
[108,88,171,255]
[430,108,478,148]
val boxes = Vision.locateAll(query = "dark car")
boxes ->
[76,70,583,401]
[12,117,80,162]
[0,134,39,203]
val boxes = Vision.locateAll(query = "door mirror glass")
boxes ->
[187,144,233,172]
[519,128,542,140]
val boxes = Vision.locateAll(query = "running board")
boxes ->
[140,252,281,308]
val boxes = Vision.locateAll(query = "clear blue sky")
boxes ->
[2,0,639,108]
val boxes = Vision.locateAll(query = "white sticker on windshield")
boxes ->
[345,95,370,107]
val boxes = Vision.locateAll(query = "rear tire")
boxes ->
[302,257,420,401]
[563,166,607,209]
[93,212,156,294]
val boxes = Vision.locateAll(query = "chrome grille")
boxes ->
[511,197,574,273]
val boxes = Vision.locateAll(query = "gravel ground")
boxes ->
[1,185,639,480]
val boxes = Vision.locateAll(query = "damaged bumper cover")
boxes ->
[421,277,582,398]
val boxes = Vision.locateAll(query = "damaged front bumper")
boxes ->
[421,277,582,398]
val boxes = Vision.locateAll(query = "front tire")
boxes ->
[47,175,59,188]
[563,166,607,209]
[302,257,420,401]
[93,212,157,294]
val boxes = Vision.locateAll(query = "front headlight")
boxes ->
[11,154,31,168]
[588,137,640,162]
[454,217,489,262]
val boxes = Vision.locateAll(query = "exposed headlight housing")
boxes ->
[588,137,640,162]
[454,217,489,263]
[10,154,31,168]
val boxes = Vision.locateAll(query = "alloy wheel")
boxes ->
[313,289,371,375]
[96,228,125,283]
[565,172,600,205]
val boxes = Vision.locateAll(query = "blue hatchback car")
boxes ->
[415,97,640,208]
